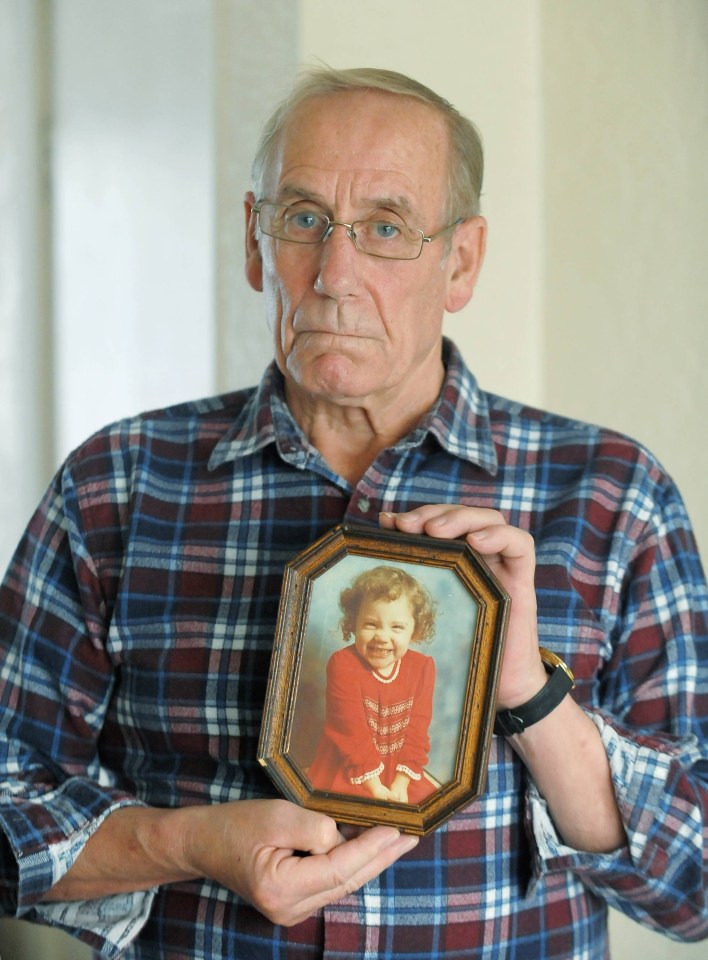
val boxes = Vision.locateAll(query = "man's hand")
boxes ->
[380,505,548,707]
[180,798,417,926]
[46,799,419,928]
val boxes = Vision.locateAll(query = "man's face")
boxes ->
[246,90,478,413]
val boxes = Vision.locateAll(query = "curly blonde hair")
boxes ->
[339,565,437,644]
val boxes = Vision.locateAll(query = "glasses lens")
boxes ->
[258,203,328,244]
[354,220,423,260]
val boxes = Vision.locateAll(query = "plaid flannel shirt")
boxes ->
[1,339,706,959]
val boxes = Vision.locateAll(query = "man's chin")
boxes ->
[288,351,382,401]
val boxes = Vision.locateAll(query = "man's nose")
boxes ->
[314,222,360,296]
[322,220,356,244]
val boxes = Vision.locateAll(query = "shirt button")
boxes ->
[357,497,371,513]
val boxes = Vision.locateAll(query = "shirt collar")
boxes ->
[425,338,498,474]
[208,363,306,471]
[208,338,498,476]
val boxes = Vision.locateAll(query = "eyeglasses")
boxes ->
[252,201,463,261]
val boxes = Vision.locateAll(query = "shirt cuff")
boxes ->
[35,888,156,960]
[350,762,385,785]
[525,711,633,875]
[5,796,155,958]
[524,708,687,883]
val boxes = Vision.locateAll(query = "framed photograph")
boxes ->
[258,522,510,836]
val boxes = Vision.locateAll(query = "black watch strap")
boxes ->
[494,647,575,737]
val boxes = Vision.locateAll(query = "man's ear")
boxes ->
[244,192,263,292]
[444,216,487,314]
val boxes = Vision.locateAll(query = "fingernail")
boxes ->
[377,826,402,846]
[398,834,419,855]
[379,512,397,520]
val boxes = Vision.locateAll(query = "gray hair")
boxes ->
[251,66,484,221]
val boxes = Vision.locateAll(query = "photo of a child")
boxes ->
[306,565,438,804]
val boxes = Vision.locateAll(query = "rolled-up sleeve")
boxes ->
[1,787,154,958]
[527,714,707,941]
[528,471,708,941]
[0,458,154,955]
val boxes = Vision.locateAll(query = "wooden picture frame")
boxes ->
[258,523,510,836]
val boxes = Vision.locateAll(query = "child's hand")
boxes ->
[365,776,394,802]
[388,773,411,803]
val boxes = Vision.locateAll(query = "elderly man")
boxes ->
[0,67,706,959]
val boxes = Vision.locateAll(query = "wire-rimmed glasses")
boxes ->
[253,201,463,261]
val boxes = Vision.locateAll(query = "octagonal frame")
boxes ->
[258,522,510,835]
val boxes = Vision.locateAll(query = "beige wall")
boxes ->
[542,0,708,560]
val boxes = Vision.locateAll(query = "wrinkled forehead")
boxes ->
[263,90,450,216]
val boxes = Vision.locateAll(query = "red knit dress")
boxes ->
[307,644,437,803]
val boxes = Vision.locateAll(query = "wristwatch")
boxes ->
[494,647,575,736]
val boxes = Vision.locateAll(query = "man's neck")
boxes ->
[285,369,444,486]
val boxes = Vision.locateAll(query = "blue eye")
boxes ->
[372,221,401,240]
[290,211,320,231]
